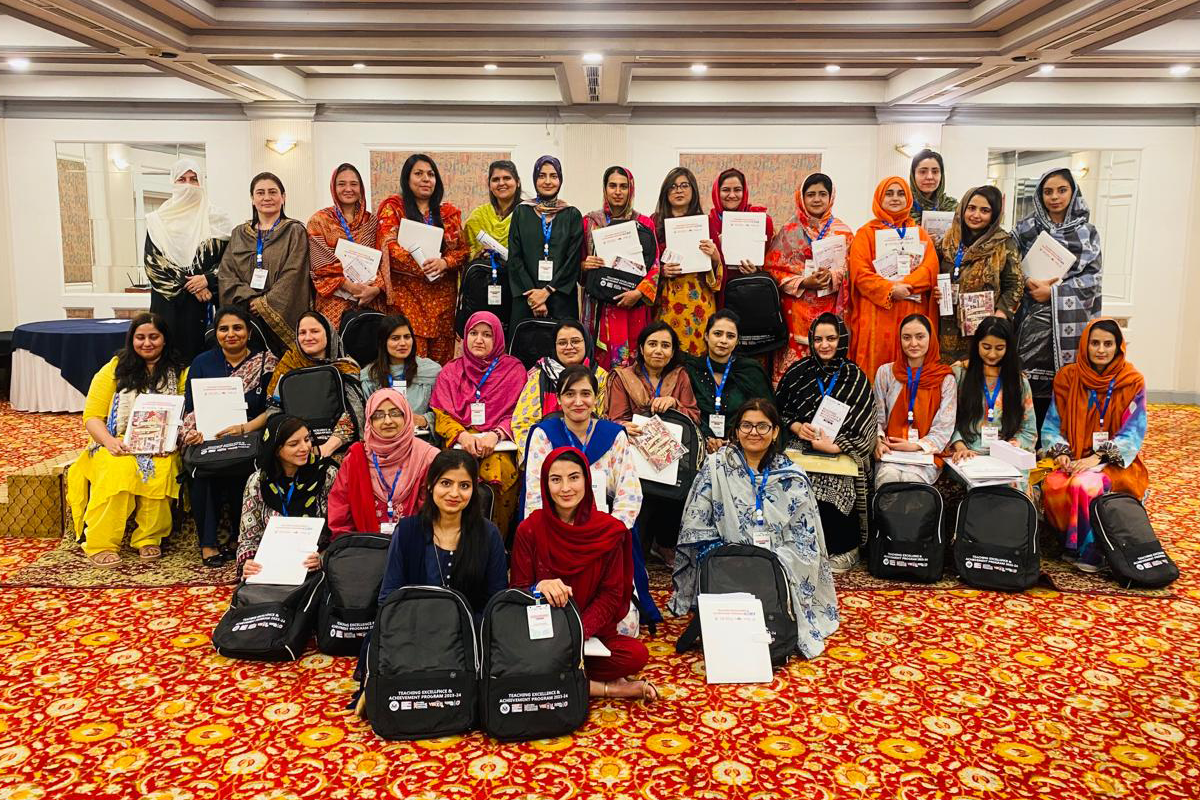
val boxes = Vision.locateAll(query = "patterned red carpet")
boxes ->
[0,402,87,486]
[0,406,1197,799]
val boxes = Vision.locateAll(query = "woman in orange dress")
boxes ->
[307,163,384,329]
[376,153,469,364]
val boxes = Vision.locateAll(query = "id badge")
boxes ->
[379,522,396,536]
[709,413,726,439]
[1092,431,1110,451]
[907,427,920,444]
[537,259,554,282]
[396,379,407,392]
[981,424,999,446]
[487,284,503,305]
[470,402,486,427]
[250,268,268,290]
[591,467,609,513]
[752,529,771,548]
[896,253,913,277]
[526,603,554,640]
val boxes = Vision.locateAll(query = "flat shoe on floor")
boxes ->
[139,546,162,561]
[202,554,225,568]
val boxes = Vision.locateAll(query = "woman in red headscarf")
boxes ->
[327,387,439,536]
[509,446,658,701]
[847,177,939,378]
[707,168,776,304]
[307,163,384,329]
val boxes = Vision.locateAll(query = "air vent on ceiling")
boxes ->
[1038,0,1175,51]
[24,0,152,48]
[585,64,601,102]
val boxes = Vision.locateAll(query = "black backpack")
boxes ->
[868,482,945,583]
[1090,493,1179,588]
[316,534,391,656]
[953,484,1040,592]
[583,221,658,303]
[724,274,786,355]
[456,254,512,337]
[339,309,384,368]
[363,585,479,740]
[675,543,798,667]
[278,364,365,444]
[639,408,705,502]
[508,318,560,369]
[211,571,325,661]
[478,589,588,742]
[182,433,259,479]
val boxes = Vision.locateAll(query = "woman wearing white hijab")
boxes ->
[144,158,235,361]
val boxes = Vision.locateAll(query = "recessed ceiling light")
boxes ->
[1038,64,1055,74]
[690,63,708,74]
[1169,64,1191,76]
[352,62,366,70]
[7,58,30,71]
[272,53,284,60]
[582,52,603,64]
[483,63,498,71]
[825,64,841,73]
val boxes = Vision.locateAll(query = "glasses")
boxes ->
[737,422,775,435]
[557,337,584,348]
[669,182,691,192]
[370,409,406,422]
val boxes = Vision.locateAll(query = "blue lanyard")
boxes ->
[952,244,965,282]
[423,209,433,226]
[802,217,833,245]
[541,217,554,257]
[905,366,921,423]
[334,206,354,241]
[883,220,908,240]
[371,453,402,520]
[707,356,734,412]
[817,372,839,398]
[1089,379,1116,426]
[386,371,406,388]
[982,377,1001,422]
[565,419,595,452]
[255,217,281,266]
[488,252,500,284]
[279,479,296,517]
[476,357,500,401]
[642,367,664,398]
[736,449,770,525]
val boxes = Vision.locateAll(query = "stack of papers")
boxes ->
[246,517,325,585]
[990,440,1036,471]
[592,221,645,269]
[333,238,383,300]
[663,215,711,274]
[874,228,926,279]
[720,211,768,266]
[191,377,248,440]
[946,455,1023,487]
[1021,231,1074,281]
[123,394,185,454]
[698,593,774,684]
[881,451,935,466]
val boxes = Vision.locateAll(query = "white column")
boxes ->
[561,122,629,209]
[246,106,318,223]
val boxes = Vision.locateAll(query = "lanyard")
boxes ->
[279,479,296,517]
[488,251,499,284]
[983,377,1001,422]
[255,217,282,265]
[736,449,770,525]
[905,365,922,423]
[423,209,433,226]
[642,367,664,398]
[883,220,908,240]
[952,244,965,282]
[707,356,734,411]
[817,372,839,398]
[565,419,595,452]
[476,357,500,401]
[541,217,554,257]
[802,217,833,245]
[334,206,354,241]
[1089,378,1117,426]
[371,453,402,520]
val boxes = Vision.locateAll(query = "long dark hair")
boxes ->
[653,167,703,242]
[419,450,490,610]
[956,316,1024,441]
[400,153,444,228]
[635,320,683,375]
[369,314,418,388]
[114,312,183,393]
[729,397,783,466]
[488,159,521,218]
[262,415,312,481]
[249,171,287,225]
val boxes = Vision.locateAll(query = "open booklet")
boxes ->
[123,394,185,454]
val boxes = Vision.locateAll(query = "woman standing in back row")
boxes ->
[908,149,957,226]
[308,163,384,330]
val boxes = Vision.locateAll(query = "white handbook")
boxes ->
[720,211,767,266]
[191,377,248,440]
[245,516,325,586]
[663,215,711,274]
[698,593,774,684]
[1021,231,1075,282]
[592,221,644,267]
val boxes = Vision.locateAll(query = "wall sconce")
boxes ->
[1074,163,1090,179]
[266,138,297,155]
[894,141,933,159]
[110,156,130,171]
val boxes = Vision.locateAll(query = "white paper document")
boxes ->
[807,236,846,297]
[475,229,509,261]
[698,593,774,684]
[937,274,954,316]
[720,211,767,266]
[245,516,324,586]
[990,439,1037,471]
[123,394,185,454]
[881,451,936,466]
[191,377,248,440]
[397,218,445,265]
[1021,230,1075,282]
[921,211,954,242]
[583,637,611,657]
[947,455,1023,487]
[631,413,683,485]
[335,237,382,284]
[787,450,859,476]
[663,215,711,274]
[592,221,644,268]
[813,394,850,441]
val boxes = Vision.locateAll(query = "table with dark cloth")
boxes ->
[11,319,129,412]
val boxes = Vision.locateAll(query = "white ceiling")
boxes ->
[1,0,1198,119]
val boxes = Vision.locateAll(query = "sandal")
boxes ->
[640,680,660,703]
[139,545,162,561]
[89,551,121,568]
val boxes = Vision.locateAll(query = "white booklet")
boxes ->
[333,238,383,299]
[720,211,767,266]
[592,221,644,268]
[475,229,509,261]
[813,394,849,441]
[631,413,683,485]
[191,377,248,440]
[881,450,935,466]
[1021,230,1074,282]
[123,394,185,454]
[990,439,1036,471]
[663,215,711,274]
[946,455,1022,486]
[245,516,324,586]
[921,210,954,242]
[698,593,774,684]
[937,274,954,316]
[397,218,445,273]
[808,236,846,298]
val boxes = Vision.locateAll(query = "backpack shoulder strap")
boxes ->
[675,614,701,653]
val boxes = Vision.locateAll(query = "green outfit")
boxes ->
[684,353,775,440]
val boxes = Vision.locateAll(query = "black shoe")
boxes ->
[202,553,225,568]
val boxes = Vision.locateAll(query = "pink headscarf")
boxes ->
[364,388,438,508]
[429,311,528,435]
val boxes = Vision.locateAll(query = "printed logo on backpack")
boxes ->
[1090,493,1179,588]
[316,534,391,657]
[868,482,945,583]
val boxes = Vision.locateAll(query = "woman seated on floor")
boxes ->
[181,305,277,568]
[512,319,610,456]
[873,314,956,487]
[68,312,188,567]
[683,309,774,454]
[510,446,658,702]
[1040,318,1148,573]
[267,310,364,459]
[429,310,528,537]
[671,398,839,658]
[359,313,442,432]
[327,388,439,537]
[774,313,876,574]
[237,414,338,577]
[947,315,1037,491]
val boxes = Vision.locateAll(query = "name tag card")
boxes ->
[1092,431,1110,451]
[527,604,554,640]
[250,268,268,290]
[709,413,726,439]
[981,424,999,446]
[538,260,555,282]
[470,402,486,427]
[487,285,503,305]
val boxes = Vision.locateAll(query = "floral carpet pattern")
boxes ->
[0,406,1196,799]
[0,402,86,487]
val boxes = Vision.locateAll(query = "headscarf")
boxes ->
[1052,318,1145,457]
[429,310,528,432]
[267,311,360,395]
[706,168,776,244]
[308,163,377,248]
[940,185,1008,258]
[524,447,632,596]
[256,413,332,516]
[522,155,570,220]
[536,322,598,415]
[907,149,957,221]
[766,171,854,298]
[885,315,954,444]
[145,158,233,287]
[584,166,657,231]
[363,388,438,510]
[873,176,914,228]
